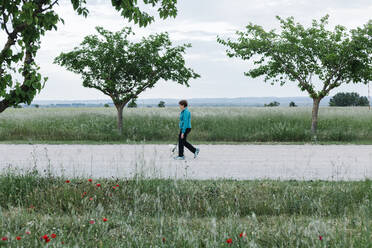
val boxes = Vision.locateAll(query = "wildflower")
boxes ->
[88,179,92,182]
[42,235,48,240]
[162,237,166,242]
[89,197,93,201]
[226,238,232,244]
[26,231,31,235]
[239,232,247,238]
[319,235,323,241]
[116,184,119,187]
[113,186,116,189]
[96,183,101,187]
[65,180,70,183]
[16,236,21,240]
[2,237,7,241]
[51,233,57,239]
[89,220,95,224]
[103,218,108,222]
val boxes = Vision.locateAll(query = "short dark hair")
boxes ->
[179,100,188,107]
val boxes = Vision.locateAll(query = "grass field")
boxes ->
[0,169,371,247]
[1,107,372,143]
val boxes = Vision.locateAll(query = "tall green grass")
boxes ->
[0,169,371,247]
[1,107,372,142]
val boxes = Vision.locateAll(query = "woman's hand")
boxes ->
[181,133,184,139]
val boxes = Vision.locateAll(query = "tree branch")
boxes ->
[0,41,34,113]
[41,0,59,12]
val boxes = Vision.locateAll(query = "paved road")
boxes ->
[0,144,371,180]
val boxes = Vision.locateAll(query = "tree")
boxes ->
[218,16,372,136]
[357,96,369,106]
[289,101,297,107]
[34,104,40,108]
[127,99,137,108]
[264,101,280,107]
[333,92,369,106]
[104,103,110,108]
[0,0,178,113]
[329,92,369,106]
[158,100,165,107]
[54,27,199,135]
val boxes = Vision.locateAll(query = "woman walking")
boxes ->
[174,100,200,160]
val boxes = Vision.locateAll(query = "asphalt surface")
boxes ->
[0,144,371,180]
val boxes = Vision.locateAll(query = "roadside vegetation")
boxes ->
[0,169,370,247]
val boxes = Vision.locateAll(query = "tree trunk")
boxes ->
[311,98,321,137]
[115,104,125,136]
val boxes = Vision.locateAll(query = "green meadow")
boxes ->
[1,107,372,143]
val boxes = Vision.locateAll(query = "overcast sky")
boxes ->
[9,0,372,100]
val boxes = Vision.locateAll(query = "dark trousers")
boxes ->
[179,128,196,156]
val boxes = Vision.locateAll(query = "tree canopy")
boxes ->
[0,0,178,113]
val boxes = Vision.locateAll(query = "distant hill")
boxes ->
[28,97,333,108]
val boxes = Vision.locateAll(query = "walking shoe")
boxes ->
[194,148,200,159]
[174,156,185,160]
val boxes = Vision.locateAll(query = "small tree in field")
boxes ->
[264,101,280,107]
[158,101,165,108]
[0,0,178,113]
[127,99,137,108]
[54,27,200,135]
[289,101,297,107]
[218,16,371,136]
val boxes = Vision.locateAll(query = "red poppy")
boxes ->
[45,238,51,243]
[89,197,93,201]
[226,238,232,244]
[116,184,119,187]
[51,233,57,239]
[96,183,101,187]
[2,237,7,241]
[88,179,92,182]
[65,180,70,183]
[239,232,247,238]
[26,231,31,235]
[89,220,95,224]
[162,237,166,242]
[113,186,116,189]
[42,235,48,240]
[319,236,323,241]
[103,218,108,222]
[16,236,21,240]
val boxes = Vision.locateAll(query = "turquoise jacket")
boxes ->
[179,107,192,133]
